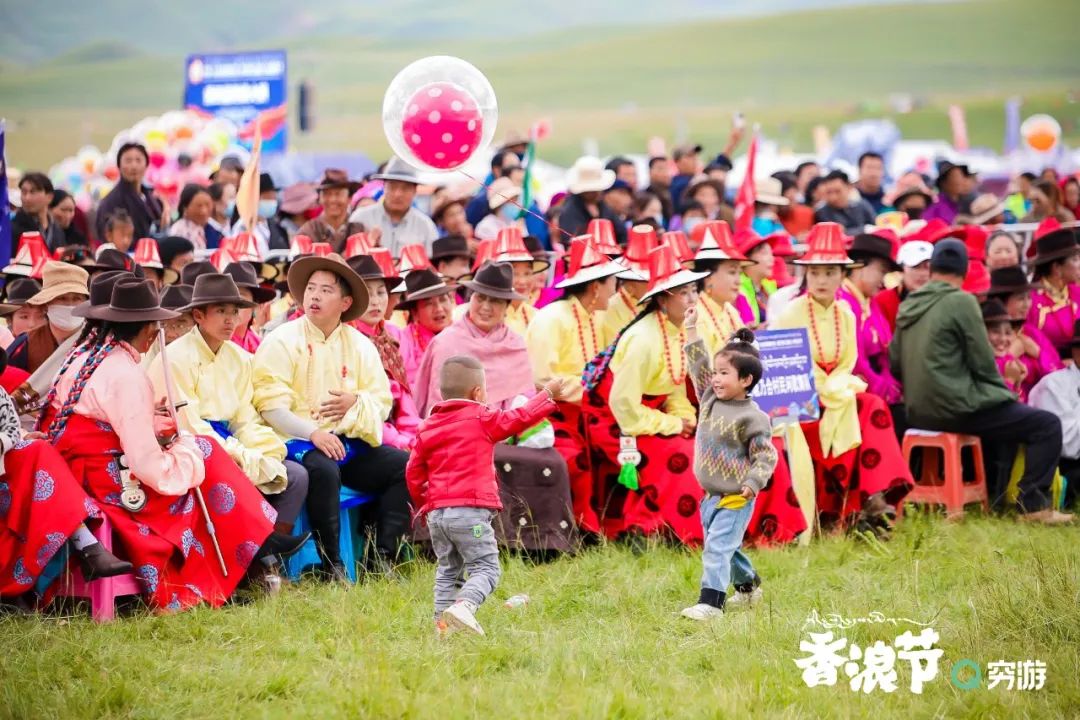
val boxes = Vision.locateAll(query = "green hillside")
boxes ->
[2,0,1079,169]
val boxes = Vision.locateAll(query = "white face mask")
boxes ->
[47,304,85,332]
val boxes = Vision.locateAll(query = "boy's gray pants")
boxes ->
[427,506,501,615]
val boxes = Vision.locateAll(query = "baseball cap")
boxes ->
[673,144,703,161]
[896,241,934,268]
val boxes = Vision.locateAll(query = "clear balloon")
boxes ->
[1021,114,1061,153]
[382,55,497,173]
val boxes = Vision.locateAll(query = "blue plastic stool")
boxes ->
[286,487,377,582]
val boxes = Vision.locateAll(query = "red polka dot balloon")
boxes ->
[383,56,498,174]
[401,82,483,170]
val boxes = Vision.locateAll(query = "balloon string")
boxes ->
[454,168,577,243]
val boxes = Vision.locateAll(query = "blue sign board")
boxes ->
[752,328,820,425]
[183,50,288,153]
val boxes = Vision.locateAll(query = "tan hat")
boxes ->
[956,193,1006,226]
[566,156,615,194]
[487,177,522,210]
[27,261,89,306]
[286,252,369,322]
[753,178,789,206]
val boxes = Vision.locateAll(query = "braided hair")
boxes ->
[43,331,118,441]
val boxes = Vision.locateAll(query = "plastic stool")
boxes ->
[285,487,376,582]
[57,514,141,622]
[898,429,989,519]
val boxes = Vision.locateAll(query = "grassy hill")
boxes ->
[2,0,1079,169]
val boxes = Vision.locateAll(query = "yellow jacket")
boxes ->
[609,311,696,437]
[602,287,639,348]
[526,296,603,404]
[697,292,744,358]
[148,328,287,493]
[774,295,864,457]
[252,316,392,447]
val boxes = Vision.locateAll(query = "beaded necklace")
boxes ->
[807,296,842,375]
[571,299,599,362]
[656,311,687,385]
[700,294,741,343]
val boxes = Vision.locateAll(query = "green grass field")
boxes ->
[2,513,1078,719]
[2,0,1079,170]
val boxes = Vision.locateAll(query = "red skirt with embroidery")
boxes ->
[582,371,702,543]
[0,439,97,597]
[799,392,913,526]
[52,414,275,611]
[550,401,599,534]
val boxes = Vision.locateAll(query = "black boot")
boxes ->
[75,542,133,581]
[254,531,310,561]
[308,508,349,582]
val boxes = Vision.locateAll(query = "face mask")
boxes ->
[651,214,664,228]
[499,203,518,221]
[684,217,703,233]
[258,200,279,219]
[224,201,236,217]
[47,305,85,332]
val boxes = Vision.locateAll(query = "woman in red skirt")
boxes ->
[0,345,133,603]
[527,234,629,536]
[774,223,913,533]
[43,279,304,612]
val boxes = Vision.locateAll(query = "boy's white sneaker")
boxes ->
[725,586,763,610]
[681,603,724,621]
[442,600,485,636]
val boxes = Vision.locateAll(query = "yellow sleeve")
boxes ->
[609,325,684,437]
[252,327,298,414]
[333,333,392,446]
[817,304,865,457]
[662,371,696,423]
[526,304,583,403]
[227,350,288,493]
[147,347,220,441]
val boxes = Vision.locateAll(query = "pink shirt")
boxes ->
[839,283,902,404]
[1019,323,1063,398]
[1028,282,1080,358]
[52,342,205,495]
[231,327,261,354]
[398,322,438,390]
[354,320,420,450]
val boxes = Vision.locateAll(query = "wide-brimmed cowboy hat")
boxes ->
[94,248,145,278]
[347,254,406,294]
[986,265,1037,297]
[566,156,615,195]
[371,157,421,185]
[0,277,42,315]
[87,279,179,323]
[72,271,135,318]
[461,262,526,301]
[430,234,472,263]
[179,274,257,313]
[431,193,468,223]
[316,168,362,194]
[935,160,972,189]
[397,268,456,311]
[224,262,277,304]
[159,283,194,312]
[287,253,369,322]
[181,260,217,287]
[848,233,900,272]
[1031,225,1079,267]
[956,193,1007,226]
[27,261,89,306]
[981,298,1024,330]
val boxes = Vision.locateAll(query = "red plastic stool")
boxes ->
[57,514,141,622]
[898,430,989,519]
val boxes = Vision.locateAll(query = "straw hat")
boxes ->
[487,177,521,211]
[754,178,789,206]
[956,193,1006,226]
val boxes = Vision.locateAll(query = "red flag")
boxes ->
[734,130,758,233]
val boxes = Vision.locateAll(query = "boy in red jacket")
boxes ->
[407,354,569,637]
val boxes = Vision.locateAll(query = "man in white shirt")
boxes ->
[348,158,438,259]
[1029,320,1080,506]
